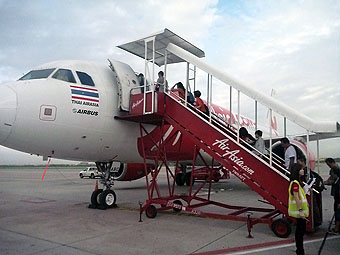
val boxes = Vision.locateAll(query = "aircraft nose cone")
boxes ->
[0,85,17,144]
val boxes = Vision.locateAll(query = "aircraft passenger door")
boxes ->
[108,59,140,111]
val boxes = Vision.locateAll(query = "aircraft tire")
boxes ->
[271,218,291,238]
[145,205,157,218]
[79,173,83,178]
[99,190,117,209]
[90,189,103,208]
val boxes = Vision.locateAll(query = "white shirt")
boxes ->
[254,137,266,155]
[156,77,168,92]
[284,145,297,169]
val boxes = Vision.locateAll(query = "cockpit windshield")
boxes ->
[19,68,56,80]
[76,71,95,86]
[52,69,76,83]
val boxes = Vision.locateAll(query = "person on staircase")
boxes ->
[156,71,168,92]
[253,130,266,156]
[171,82,186,101]
[280,137,297,173]
[193,90,209,116]
[239,127,256,144]
[288,163,310,255]
[137,73,145,93]
[239,127,256,151]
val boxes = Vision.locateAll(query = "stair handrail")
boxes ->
[165,90,290,179]
[166,43,337,134]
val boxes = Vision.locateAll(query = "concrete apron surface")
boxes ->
[0,165,339,255]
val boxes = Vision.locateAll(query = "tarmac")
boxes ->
[0,164,339,255]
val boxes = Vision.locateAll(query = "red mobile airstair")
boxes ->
[118,91,312,238]
[115,28,338,237]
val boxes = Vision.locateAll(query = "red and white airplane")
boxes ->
[0,29,335,208]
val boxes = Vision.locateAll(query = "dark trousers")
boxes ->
[335,199,340,222]
[295,218,306,255]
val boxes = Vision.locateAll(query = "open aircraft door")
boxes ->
[108,59,140,111]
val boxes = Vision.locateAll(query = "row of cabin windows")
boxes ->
[19,68,95,87]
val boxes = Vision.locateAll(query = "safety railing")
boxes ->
[164,89,290,179]
[127,84,290,178]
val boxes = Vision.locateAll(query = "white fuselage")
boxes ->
[0,60,143,162]
[0,59,285,165]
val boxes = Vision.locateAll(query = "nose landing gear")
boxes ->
[88,161,117,210]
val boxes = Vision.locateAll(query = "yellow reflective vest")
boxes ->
[288,180,309,218]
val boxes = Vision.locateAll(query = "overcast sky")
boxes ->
[0,0,339,165]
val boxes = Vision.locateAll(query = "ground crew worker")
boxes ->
[288,163,309,255]
[297,156,324,226]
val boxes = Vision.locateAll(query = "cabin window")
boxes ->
[52,69,76,83]
[19,68,56,80]
[76,71,95,86]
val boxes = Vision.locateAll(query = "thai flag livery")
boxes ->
[70,85,99,102]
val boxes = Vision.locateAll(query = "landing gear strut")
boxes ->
[89,161,117,209]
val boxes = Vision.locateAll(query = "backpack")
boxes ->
[310,171,325,192]
[187,91,195,105]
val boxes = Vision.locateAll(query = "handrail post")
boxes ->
[185,62,189,106]
[151,38,155,113]
[269,109,273,166]
[143,40,147,114]
[317,134,320,174]
[237,90,240,143]
[206,73,211,122]
[206,73,209,104]
[193,66,196,92]
[306,130,310,169]
[284,117,287,137]
[255,100,258,131]
[164,50,168,92]
[229,86,232,125]
[209,74,212,123]
[143,36,156,114]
